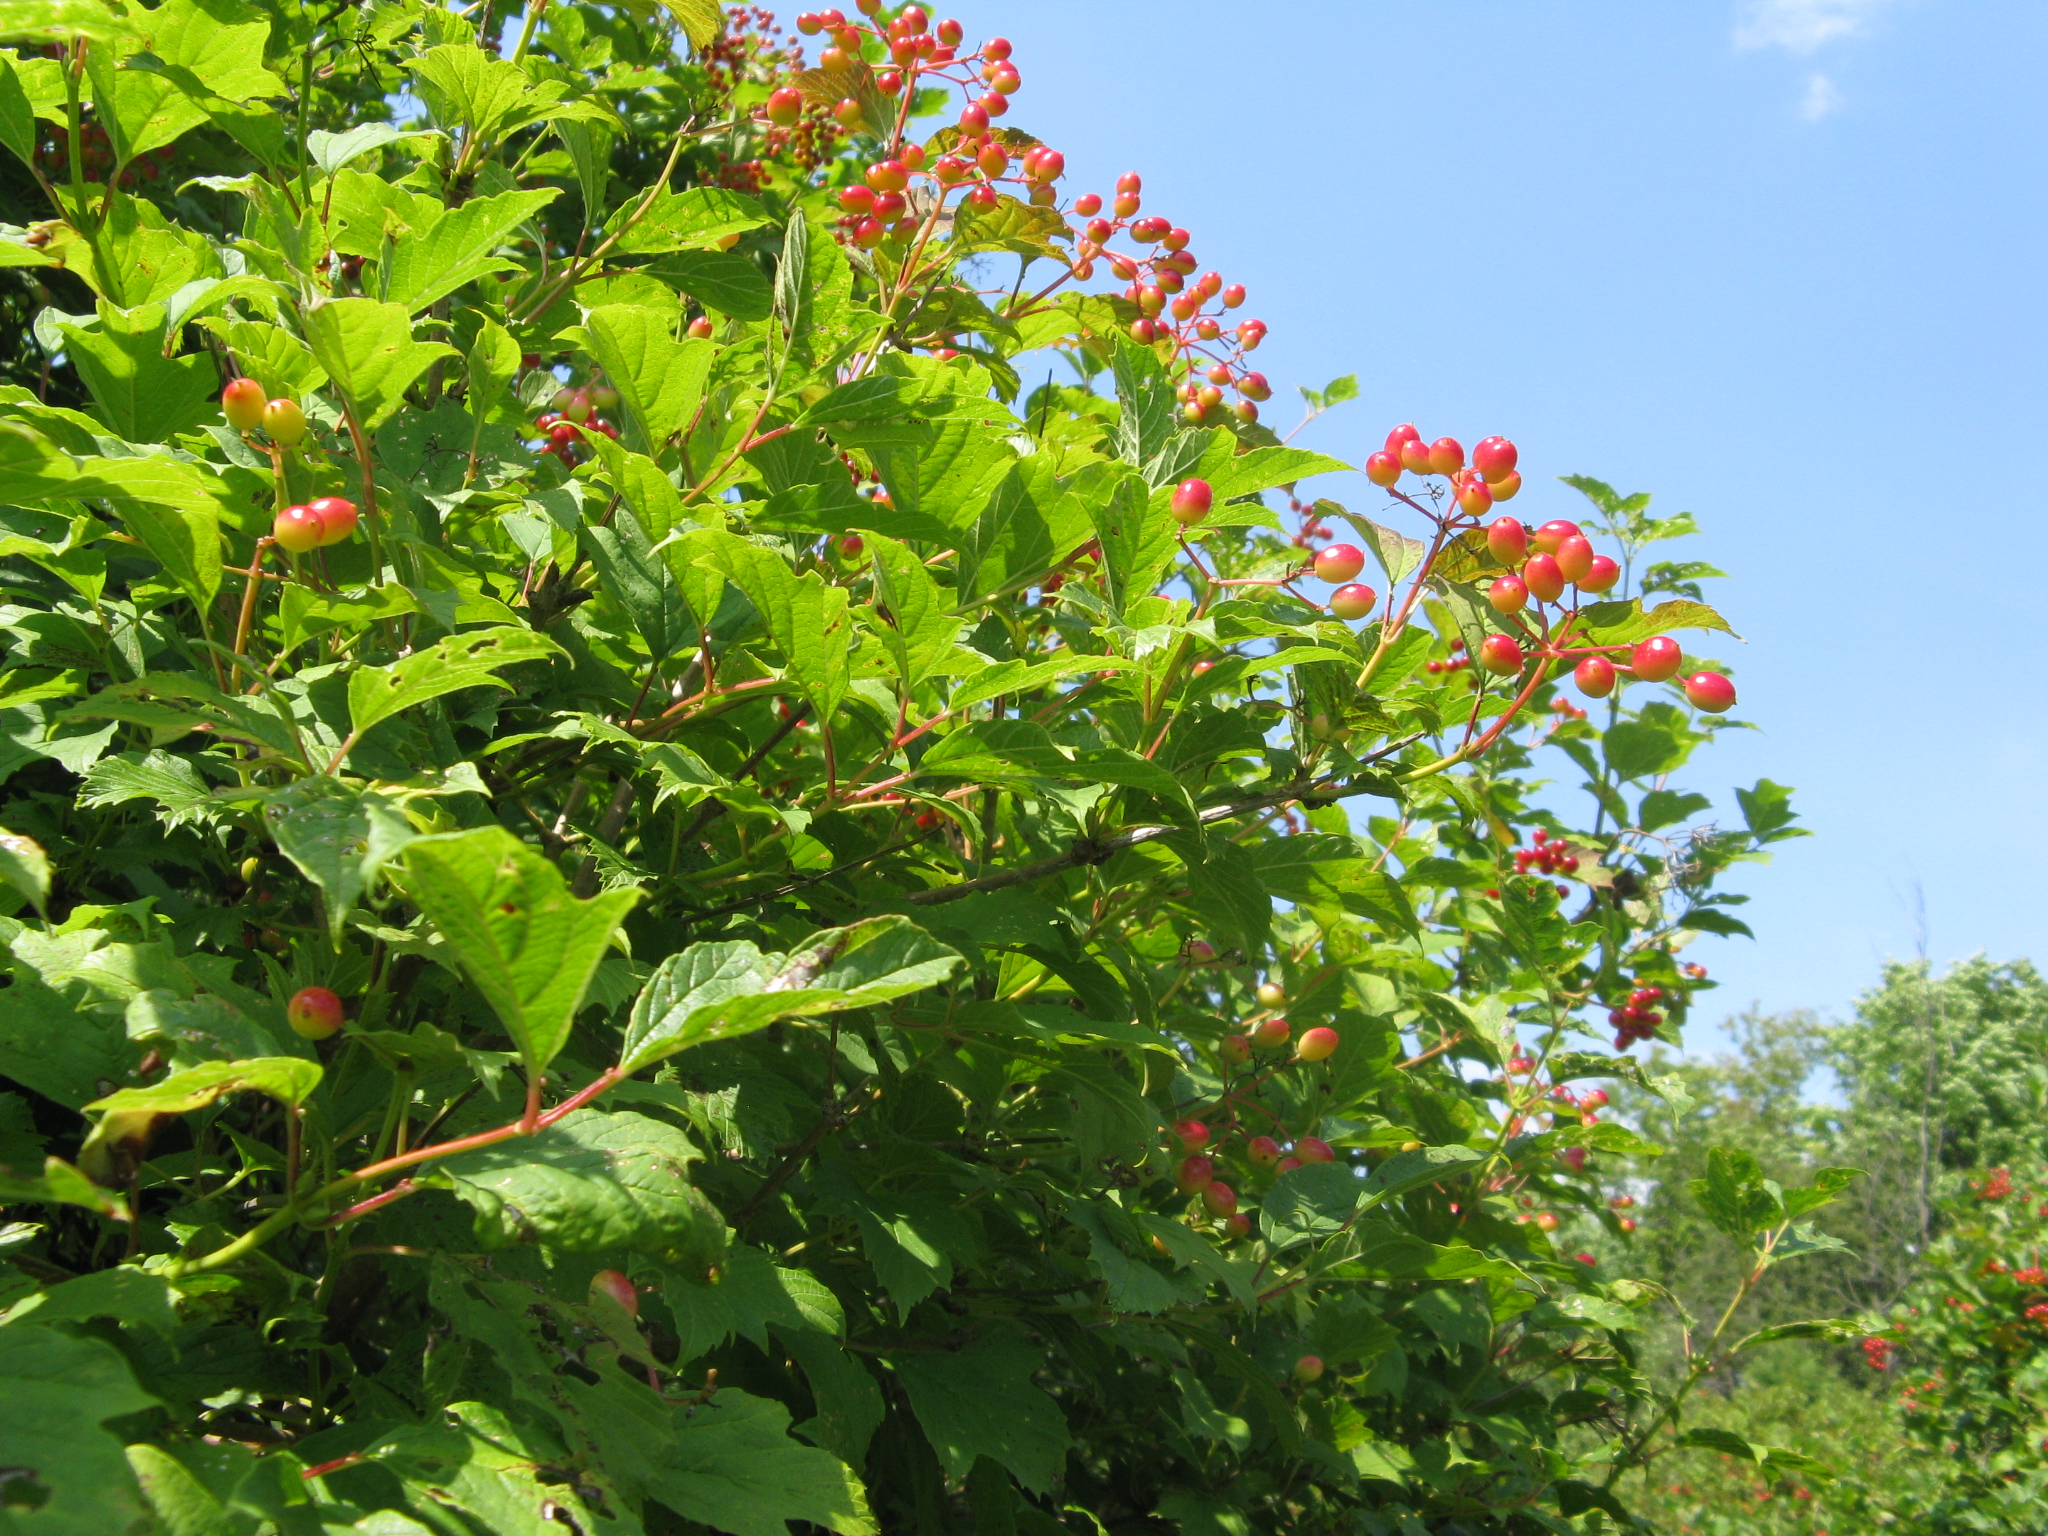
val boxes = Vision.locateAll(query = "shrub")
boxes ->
[0,2,1814,1532]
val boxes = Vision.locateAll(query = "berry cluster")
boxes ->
[1606,985,1667,1050]
[1158,987,1345,1237]
[221,377,309,448]
[1514,828,1579,878]
[774,14,1267,410]
[531,382,624,465]
[272,497,360,554]
[32,115,175,186]
[1359,425,1738,714]
[1424,637,1474,682]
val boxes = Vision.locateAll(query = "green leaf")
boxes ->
[400,827,640,1074]
[863,530,957,690]
[1111,336,1175,469]
[346,625,562,738]
[0,826,50,915]
[564,304,713,459]
[0,1322,160,1535]
[582,520,691,674]
[84,1055,321,1115]
[302,297,459,432]
[0,1157,126,1217]
[1686,1145,1784,1240]
[57,303,215,443]
[304,122,413,174]
[1781,1165,1863,1220]
[895,1328,1075,1494]
[1731,1318,1862,1353]
[1602,719,1689,781]
[1261,1162,1365,1249]
[0,1265,176,1335]
[620,915,962,1074]
[260,776,417,943]
[0,53,37,171]
[435,1107,722,1257]
[698,531,852,722]
[619,1385,875,1536]
[381,187,557,314]
[610,186,769,254]
[1203,446,1350,502]
[658,0,727,49]
[406,43,590,146]
[1087,465,1171,618]
[1361,1144,1483,1209]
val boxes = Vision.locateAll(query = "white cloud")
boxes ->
[1734,0,1892,53]
[1798,72,1843,119]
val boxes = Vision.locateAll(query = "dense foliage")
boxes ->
[0,3,1823,1533]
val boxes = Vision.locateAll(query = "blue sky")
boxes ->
[976,0,2047,1036]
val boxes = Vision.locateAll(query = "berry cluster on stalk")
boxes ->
[770,8,1267,410]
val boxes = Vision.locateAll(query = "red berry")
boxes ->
[1472,435,1518,482]
[1219,1033,1252,1065]
[1478,634,1523,676]
[984,34,1012,60]
[590,1269,639,1316]
[308,496,358,547]
[1176,1154,1216,1193]
[1366,451,1401,487]
[1554,535,1594,584]
[1327,583,1377,621]
[1223,1213,1251,1238]
[1247,1135,1283,1166]
[1073,192,1101,216]
[1426,436,1464,476]
[766,86,803,125]
[1249,1016,1290,1049]
[1522,553,1565,603]
[837,533,865,558]
[1201,1181,1238,1218]
[1532,519,1581,555]
[272,504,324,553]
[1579,554,1619,593]
[1574,656,1617,698]
[1632,637,1683,682]
[1276,1155,1303,1173]
[687,316,714,339]
[1384,423,1422,457]
[221,377,266,431]
[1488,470,1523,502]
[1256,981,1286,1008]
[287,985,343,1039]
[1487,575,1529,615]
[1293,1354,1325,1383]
[1314,544,1365,583]
[1296,1027,1338,1062]
[1486,516,1528,565]
[958,101,989,132]
[1294,1136,1335,1164]
[1399,438,1433,475]
[1174,1118,1210,1151]
[1170,478,1212,525]
[1684,671,1736,712]
[1220,284,1246,308]
[1455,476,1493,516]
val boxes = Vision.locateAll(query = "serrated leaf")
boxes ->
[895,1328,1075,1494]
[620,915,962,1074]
[260,776,417,942]
[84,1055,321,1116]
[697,531,851,722]
[1261,1162,1365,1249]
[302,296,459,432]
[346,625,561,738]
[435,1107,723,1258]
[400,826,640,1074]
[381,187,557,315]
[863,531,957,690]
[558,303,712,459]
[1361,1145,1483,1209]
[0,1323,160,1534]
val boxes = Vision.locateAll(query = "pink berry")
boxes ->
[590,1269,638,1316]
[1684,671,1736,712]
[1632,637,1683,682]
[1327,583,1377,621]
[1574,656,1617,698]
[1314,544,1365,583]
[1294,1136,1335,1164]
[1170,478,1212,525]
[1486,516,1527,565]
[1472,435,1518,482]
[1478,634,1523,676]
[1487,575,1528,615]
[1296,1027,1338,1062]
